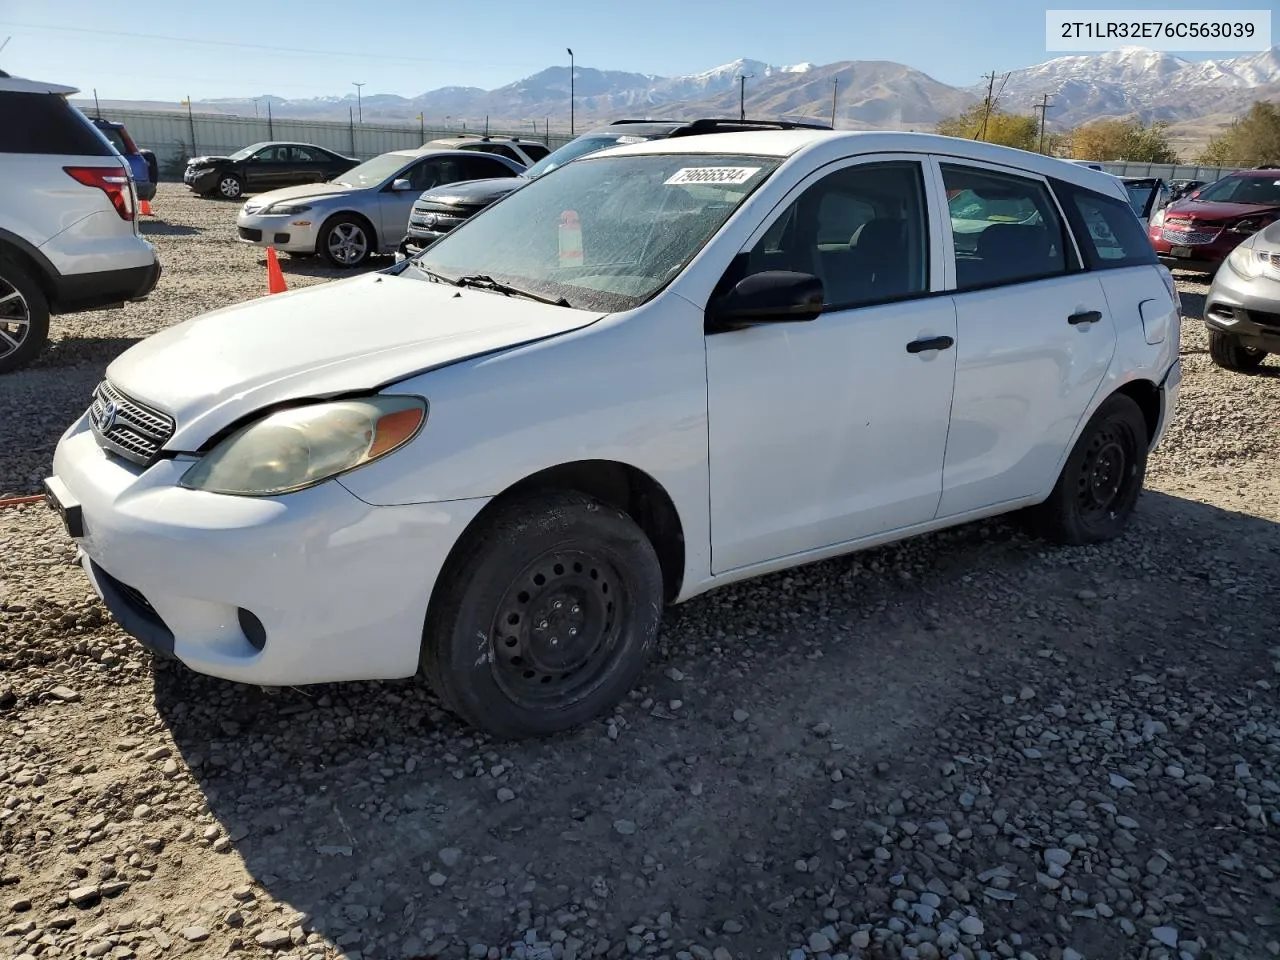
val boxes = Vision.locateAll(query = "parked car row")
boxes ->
[0,71,160,374]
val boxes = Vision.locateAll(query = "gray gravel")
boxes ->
[0,186,1278,960]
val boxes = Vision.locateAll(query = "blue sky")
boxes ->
[0,0,1273,101]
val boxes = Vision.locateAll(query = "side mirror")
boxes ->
[707,271,824,330]
[391,178,414,192]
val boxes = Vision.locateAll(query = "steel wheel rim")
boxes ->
[1076,423,1133,521]
[489,547,626,709]
[220,177,241,198]
[327,223,367,265]
[0,280,31,360]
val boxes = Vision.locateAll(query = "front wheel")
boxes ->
[1208,329,1266,371]
[320,216,372,268]
[421,492,664,740]
[216,173,244,200]
[1027,393,1148,545]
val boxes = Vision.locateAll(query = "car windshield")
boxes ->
[523,131,664,178]
[409,153,780,312]
[332,153,412,188]
[1194,174,1280,205]
[229,142,271,161]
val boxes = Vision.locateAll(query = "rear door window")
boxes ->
[1053,179,1158,269]
[1,94,113,155]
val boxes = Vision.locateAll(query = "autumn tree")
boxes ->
[1068,119,1179,163]
[937,105,1042,152]
[1198,102,1280,166]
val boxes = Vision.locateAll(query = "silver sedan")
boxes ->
[234,148,525,267]
[1203,221,1280,372]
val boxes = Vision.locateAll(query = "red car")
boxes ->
[1148,168,1280,274]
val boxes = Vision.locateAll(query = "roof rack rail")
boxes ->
[675,118,833,134]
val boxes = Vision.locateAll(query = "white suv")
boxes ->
[0,71,160,373]
[45,131,1181,739]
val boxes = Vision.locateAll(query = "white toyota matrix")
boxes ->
[46,130,1182,739]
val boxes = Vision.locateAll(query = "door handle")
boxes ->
[906,335,954,354]
[1068,309,1103,325]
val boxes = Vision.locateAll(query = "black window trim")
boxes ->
[726,155,938,315]
[937,159,1083,296]
[1049,175,1159,273]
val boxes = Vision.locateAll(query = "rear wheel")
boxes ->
[421,492,664,740]
[1026,393,1148,545]
[1208,329,1266,371]
[0,257,50,374]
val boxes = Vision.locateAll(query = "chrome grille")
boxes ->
[88,381,175,467]
[1162,223,1221,245]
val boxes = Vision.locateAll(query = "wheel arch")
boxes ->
[0,231,57,305]
[435,459,686,608]
[1112,377,1161,448]
[319,208,380,254]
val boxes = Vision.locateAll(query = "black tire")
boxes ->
[1027,393,1148,545]
[0,256,51,375]
[1208,329,1266,371]
[319,215,373,268]
[421,492,664,740]
[216,172,244,200]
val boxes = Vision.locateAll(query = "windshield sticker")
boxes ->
[615,136,648,144]
[558,210,584,267]
[665,166,761,186]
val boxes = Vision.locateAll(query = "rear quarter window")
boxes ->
[1052,178,1157,270]
[0,93,114,155]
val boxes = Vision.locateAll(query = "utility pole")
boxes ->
[353,81,365,124]
[417,112,425,142]
[349,106,355,157]
[738,73,753,121]
[93,88,101,118]
[830,77,839,129]
[267,99,273,139]
[975,71,996,140]
[567,48,575,137]
[1034,93,1054,154]
[182,95,197,155]
[251,96,261,118]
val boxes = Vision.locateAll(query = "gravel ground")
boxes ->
[1,184,1278,960]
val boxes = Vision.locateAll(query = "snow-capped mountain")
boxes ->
[992,46,1280,126]
[85,47,1280,133]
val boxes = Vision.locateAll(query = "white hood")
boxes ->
[105,272,605,449]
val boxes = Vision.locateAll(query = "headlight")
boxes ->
[1226,242,1261,280]
[264,202,313,215]
[179,396,426,497]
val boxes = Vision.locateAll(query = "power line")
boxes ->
[0,20,546,70]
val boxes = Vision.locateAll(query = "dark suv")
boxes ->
[396,118,832,259]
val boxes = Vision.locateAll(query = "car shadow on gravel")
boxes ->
[139,221,201,237]
[29,337,142,371]
[272,255,393,281]
[143,488,1280,957]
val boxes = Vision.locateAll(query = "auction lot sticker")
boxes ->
[1046,9,1271,51]
[665,167,761,186]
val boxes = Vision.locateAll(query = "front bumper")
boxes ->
[48,416,490,686]
[235,212,322,254]
[184,168,219,194]
[1204,269,1280,353]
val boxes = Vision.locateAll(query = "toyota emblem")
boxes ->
[98,400,118,434]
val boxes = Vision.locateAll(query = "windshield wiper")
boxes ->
[455,274,572,308]
[404,259,458,285]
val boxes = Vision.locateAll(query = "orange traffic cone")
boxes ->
[139,199,152,216]
[265,247,288,295]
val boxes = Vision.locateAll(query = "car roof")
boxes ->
[382,147,521,161]
[430,136,543,145]
[0,70,78,96]
[597,129,1129,195]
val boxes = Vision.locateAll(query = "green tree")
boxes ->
[1197,102,1280,166]
[1068,119,1178,163]
[937,105,1042,152]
